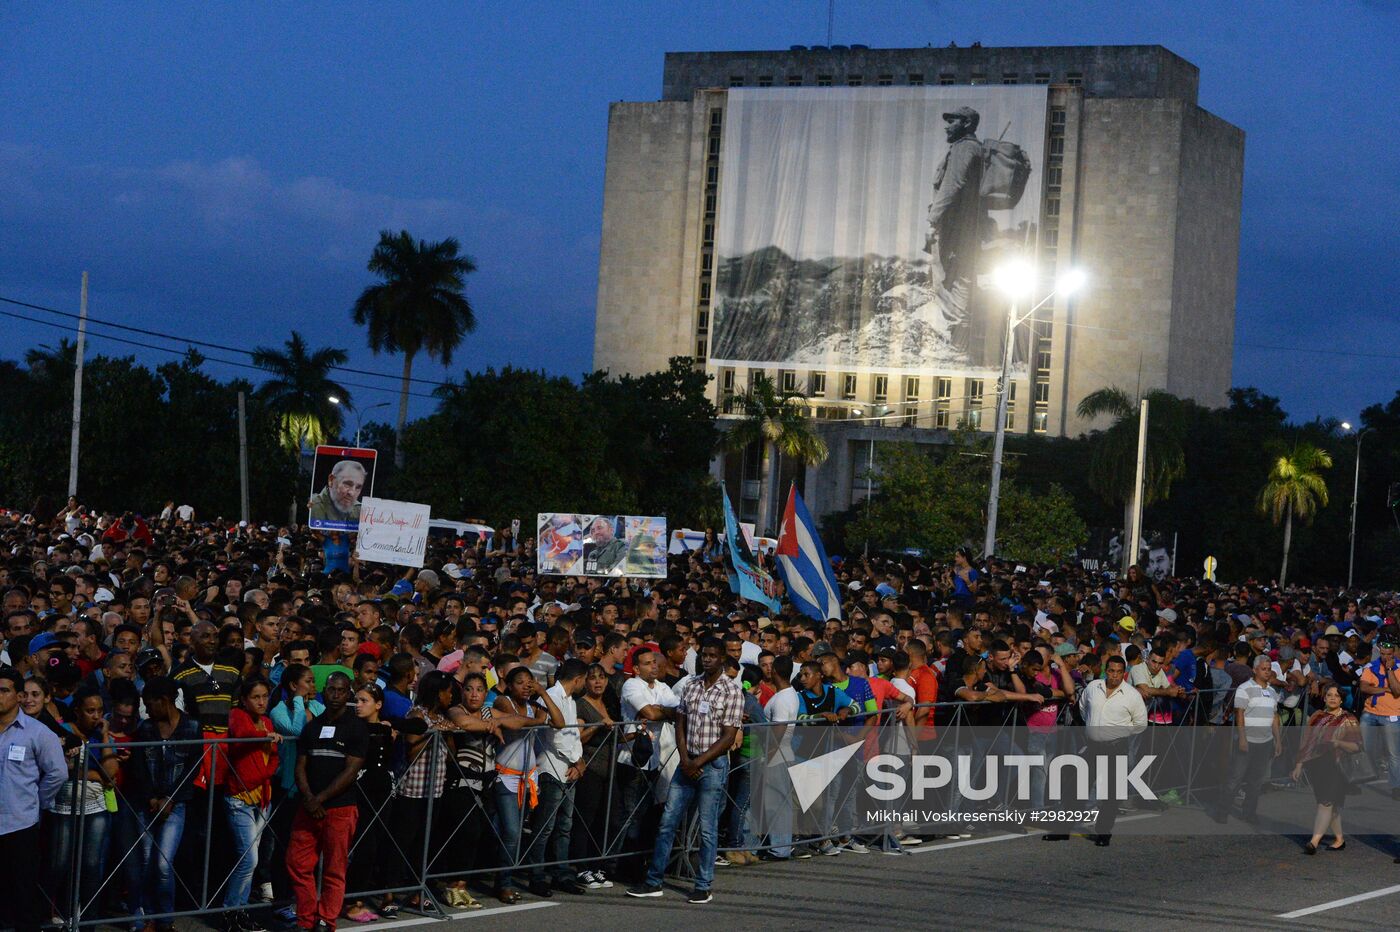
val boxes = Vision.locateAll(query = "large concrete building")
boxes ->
[593,44,1243,523]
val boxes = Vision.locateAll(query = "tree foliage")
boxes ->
[251,331,351,453]
[844,432,1086,562]
[394,358,719,529]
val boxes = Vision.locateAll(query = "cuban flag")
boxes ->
[775,484,842,623]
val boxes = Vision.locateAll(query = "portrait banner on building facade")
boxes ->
[536,513,667,578]
[710,86,1049,379]
[308,445,377,532]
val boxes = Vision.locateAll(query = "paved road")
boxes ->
[276,824,1400,932]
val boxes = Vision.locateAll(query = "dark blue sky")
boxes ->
[2,1,1397,424]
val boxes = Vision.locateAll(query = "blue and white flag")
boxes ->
[774,484,842,622]
[721,485,782,614]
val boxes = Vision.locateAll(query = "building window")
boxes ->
[873,375,889,402]
[908,73,924,86]
[1033,409,1049,433]
[842,373,857,399]
[708,136,720,158]
[706,165,719,184]
[1034,381,1051,404]
[846,75,863,86]
[904,376,920,401]
[699,281,711,302]
[729,76,745,87]
[696,309,709,333]
[1066,71,1083,87]
[967,378,985,429]
[1045,197,1060,218]
[1034,72,1051,85]
[1051,107,1067,127]
[938,73,955,85]
[1047,165,1063,189]
[1036,349,1051,374]
[721,368,735,391]
[809,372,826,397]
[705,193,716,214]
[781,370,798,393]
[1002,72,1019,84]
[703,222,714,245]
[970,72,986,85]
[1050,136,1065,156]
[757,75,772,87]
[817,74,833,86]
[701,252,713,272]
[787,74,803,86]
[877,74,893,86]
[936,377,952,400]
[903,405,918,427]
[935,407,950,429]
[1043,228,1059,249]
[695,337,707,358]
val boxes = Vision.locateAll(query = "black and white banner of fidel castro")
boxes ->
[709,86,1047,379]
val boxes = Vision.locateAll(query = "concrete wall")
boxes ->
[592,100,700,377]
[1063,98,1185,433]
[1166,107,1244,406]
[662,45,1198,103]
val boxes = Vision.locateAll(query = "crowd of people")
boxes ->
[1,499,1399,929]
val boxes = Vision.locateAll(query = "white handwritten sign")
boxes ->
[355,497,430,568]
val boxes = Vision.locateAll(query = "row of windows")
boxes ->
[727,71,1085,89]
[720,376,1052,434]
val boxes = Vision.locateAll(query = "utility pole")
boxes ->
[67,272,89,496]
[1126,397,1149,575]
[237,391,251,524]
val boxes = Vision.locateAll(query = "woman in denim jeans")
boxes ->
[127,677,202,932]
[46,687,120,924]
[222,679,282,932]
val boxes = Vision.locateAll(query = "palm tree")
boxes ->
[351,230,477,467]
[251,332,352,454]
[726,373,828,535]
[1257,442,1332,587]
[1077,387,1188,549]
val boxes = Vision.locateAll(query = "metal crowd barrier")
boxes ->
[50,683,1372,928]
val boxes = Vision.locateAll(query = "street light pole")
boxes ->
[983,298,1017,557]
[1344,423,1372,590]
[355,401,390,448]
[983,265,1084,557]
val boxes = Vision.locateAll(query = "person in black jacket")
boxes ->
[127,677,203,932]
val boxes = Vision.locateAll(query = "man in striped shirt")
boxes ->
[1213,655,1280,825]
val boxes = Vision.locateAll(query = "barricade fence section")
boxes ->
[52,689,1396,928]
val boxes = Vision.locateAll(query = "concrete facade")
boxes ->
[593,45,1244,521]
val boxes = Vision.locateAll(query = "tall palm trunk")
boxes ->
[1279,501,1293,588]
[395,350,415,468]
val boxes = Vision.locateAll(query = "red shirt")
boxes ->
[907,664,940,739]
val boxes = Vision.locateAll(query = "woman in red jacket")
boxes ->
[223,678,282,932]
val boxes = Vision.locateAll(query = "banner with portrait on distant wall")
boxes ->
[709,86,1049,382]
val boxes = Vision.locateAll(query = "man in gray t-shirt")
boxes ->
[1213,656,1280,824]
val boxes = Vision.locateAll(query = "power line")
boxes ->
[0,307,441,401]
[0,294,458,388]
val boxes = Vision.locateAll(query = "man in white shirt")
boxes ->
[1213,655,1280,825]
[1077,655,1147,846]
[617,649,679,866]
[760,656,800,859]
[532,659,589,895]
